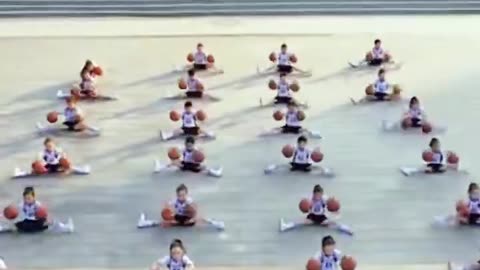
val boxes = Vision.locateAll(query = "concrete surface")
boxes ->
[0,16,480,269]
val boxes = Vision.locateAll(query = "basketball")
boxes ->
[47,112,58,123]
[197,82,205,91]
[326,197,340,212]
[3,205,19,220]
[456,200,469,217]
[305,258,321,270]
[422,122,432,134]
[341,256,357,270]
[269,52,276,62]
[365,52,374,61]
[32,161,47,174]
[92,66,103,76]
[289,54,298,63]
[268,80,277,90]
[161,207,174,221]
[447,152,459,164]
[167,147,181,160]
[192,150,205,163]
[290,81,300,92]
[207,54,215,63]
[299,198,311,213]
[178,78,187,90]
[401,118,411,129]
[59,157,71,170]
[422,150,434,162]
[169,110,181,122]
[35,206,48,220]
[196,110,207,121]
[311,150,324,163]
[297,110,306,121]
[393,85,402,95]
[282,144,294,158]
[365,85,374,95]
[187,53,194,62]
[273,110,284,121]
[184,204,197,218]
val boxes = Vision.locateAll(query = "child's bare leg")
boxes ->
[260,127,283,136]
[325,220,353,235]
[198,128,215,139]
[280,218,313,232]
[194,216,225,230]
[292,66,309,74]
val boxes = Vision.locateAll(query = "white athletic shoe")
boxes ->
[204,131,216,139]
[65,218,75,233]
[207,167,223,177]
[207,219,225,231]
[160,131,171,141]
[264,164,277,174]
[279,218,295,232]
[309,131,322,139]
[0,257,7,269]
[137,213,157,229]
[154,160,165,173]
[337,224,353,235]
[14,167,28,177]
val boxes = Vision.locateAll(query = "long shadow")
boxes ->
[3,81,74,106]
[121,70,181,88]
[208,72,267,91]
[86,137,160,163]
[99,98,178,121]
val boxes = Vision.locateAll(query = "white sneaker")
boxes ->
[204,131,216,139]
[137,213,156,229]
[264,164,277,174]
[154,160,165,173]
[309,131,322,139]
[0,257,7,269]
[65,218,75,233]
[337,224,353,235]
[207,167,222,177]
[14,167,28,177]
[279,218,294,232]
[207,219,225,231]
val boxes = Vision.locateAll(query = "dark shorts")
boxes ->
[427,163,445,173]
[182,126,200,136]
[15,219,48,233]
[469,213,480,225]
[193,63,208,70]
[307,213,328,224]
[274,96,292,104]
[368,58,384,66]
[63,120,80,131]
[374,91,388,100]
[174,214,195,226]
[45,163,61,173]
[277,65,292,73]
[290,162,312,172]
[186,91,203,98]
[411,117,422,128]
[281,125,301,134]
[181,161,202,173]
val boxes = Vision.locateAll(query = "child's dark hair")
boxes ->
[43,137,53,145]
[409,96,419,107]
[322,235,336,247]
[429,137,439,147]
[185,136,195,144]
[468,182,479,193]
[170,238,186,253]
[281,43,287,49]
[374,39,381,44]
[297,135,307,143]
[313,184,323,194]
[80,60,93,77]
[176,184,188,194]
[23,186,35,197]
[184,101,193,108]
[197,43,203,48]
[188,69,195,77]
[378,68,385,75]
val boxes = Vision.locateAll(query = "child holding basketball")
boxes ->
[425,137,447,173]
[0,187,74,234]
[366,39,391,66]
[185,43,223,73]
[36,137,68,173]
[78,60,96,96]
[137,184,224,230]
[259,43,310,76]
[403,96,425,128]
[150,239,194,270]
[436,183,480,227]
[263,101,320,138]
[279,185,353,235]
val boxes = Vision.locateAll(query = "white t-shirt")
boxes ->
[157,255,194,270]
[309,195,328,215]
[373,79,389,93]
[186,78,201,92]
[315,250,342,270]
[430,151,444,164]
[468,199,480,214]
[64,107,82,122]
[277,80,291,97]
[372,47,385,59]
[193,51,207,65]
[292,148,310,164]
[277,52,291,66]
[40,148,63,165]
[407,107,424,120]
[169,197,194,216]
[18,200,42,221]
[285,111,301,127]
[181,112,197,128]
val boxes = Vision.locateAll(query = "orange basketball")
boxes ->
[35,206,48,220]
[311,150,324,163]
[326,197,340,212]
[269,52,277,62]
[422,122,432,134]
[305,258,321,270]
[3,204,19,220]
[92,66,103,76]
[192,150,205,163]
[268,80,277,90]
[32,161,47,174]
[196,110,207,121]
[273,110,284,121]
[297,111,306,121]
[187,53,195,62]
[341,256,357,270]
[365,52,374,61]
[422,150,434,162]
[365,85,374,95]
[169,110,180,122]
[161,207,174,221]
[393,85,402,95]
[184,204,197,218]
[59,157,71,170]
[207,54,215,63]
[447,152,459,164]
[290,81,300,92]
[47,112,58,123]
[289,54,298,63]
[178,78,187,90]
[456,200,469,217]
[401,118,411,130]
[167,147,181,160]
[299,198,311,213]
[197,82,205,91]
[282,144,294,158]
